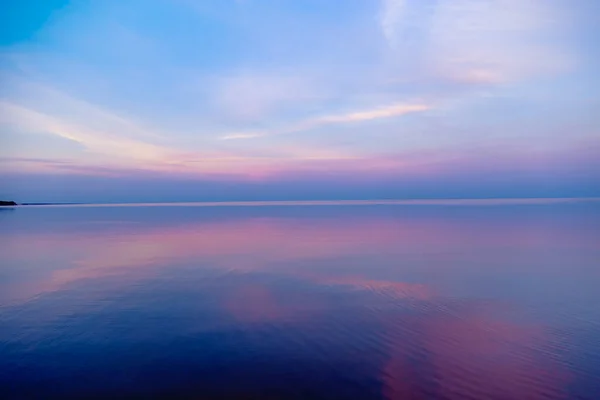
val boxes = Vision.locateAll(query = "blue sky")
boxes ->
[1,0,599,202]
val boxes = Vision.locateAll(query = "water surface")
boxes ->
[1,202,599,399]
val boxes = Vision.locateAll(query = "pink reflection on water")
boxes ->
[382,307,571,400]
[304,274,433,301]
[2,207,589,399]
[3,209,599,303]
[4,217,414,300]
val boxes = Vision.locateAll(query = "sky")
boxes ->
[0,0,599,202]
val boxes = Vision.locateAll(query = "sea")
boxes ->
[1,199,599,399]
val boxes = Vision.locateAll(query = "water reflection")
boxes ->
[1,204,599,399]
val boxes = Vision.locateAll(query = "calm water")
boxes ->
[1,202,599,399]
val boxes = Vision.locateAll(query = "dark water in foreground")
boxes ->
[1,202,599,399]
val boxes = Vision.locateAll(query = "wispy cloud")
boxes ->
[1,78,164,139]
[318,103,429,123]
[380,0,406,47]
[0,102,172,164]
[378,0,575,90]
[0,79,359,176]
[221,101,430,140]
[211,71,328,123]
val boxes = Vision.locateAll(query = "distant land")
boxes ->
[1,202,84,206]
[20,202,83,206]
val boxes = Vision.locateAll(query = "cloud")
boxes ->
[431,0,571,81]
[213,72,326,122]
[0,86,358,177]
[380,0,573,85]
[317,103,429,123]
[0,78,180,169]
[221,101,430,140]
[0,102,172,164]
[2,76,164,139]
[0,96,262,175]
[380,0,406,47]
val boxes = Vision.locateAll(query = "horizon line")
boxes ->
[15,197,600,208]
